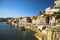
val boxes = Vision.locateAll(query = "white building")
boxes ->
[54,0,60,8]
[19,17,31,24]
[44,0,60,25]
[45,7,59,14]
[35,14,46,25]
[49,16,56,26]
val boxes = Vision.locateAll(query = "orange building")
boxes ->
[31,16,37,24]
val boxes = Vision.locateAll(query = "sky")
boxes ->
[0,0,55,18]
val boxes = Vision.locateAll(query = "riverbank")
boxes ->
[7,21,60,40]
[6,21,42,40]
[23,27,42,40]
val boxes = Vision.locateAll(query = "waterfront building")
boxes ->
[37,14,46,25]
[49,16,56,26]
[32,16,37,24]
[45,7,59,14]
[56,14,60,24]
[20,17,31,23]
[8,18,14,23]
[32,14,46,26]
[54,0,60,9]
[14,18,20,22]
[44,0,60,25]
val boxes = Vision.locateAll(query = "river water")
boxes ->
[0,22,36,40]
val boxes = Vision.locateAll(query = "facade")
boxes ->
[32,16,37,24]
[56,14,60,24]
[19,17,31,24]
[49,16,56,25]
[32,14,46,26]
[37,14,46,25]
[36,16,41,25]
[22,17,31,23]
[45,7,59,14]
[54,0,60,8]
[44,0,60,25]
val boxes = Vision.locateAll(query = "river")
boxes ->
[0,22,36,40]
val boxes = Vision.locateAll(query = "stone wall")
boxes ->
[39,28,60,40]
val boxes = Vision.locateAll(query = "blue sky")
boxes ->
[0,0,55,18]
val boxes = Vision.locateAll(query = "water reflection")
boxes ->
[0,22,35,40]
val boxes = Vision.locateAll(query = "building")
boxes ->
[45,7,59,14]
[32,14,46,26]
[37,14,46,25]
[32,16,37,24]
[19,17,31,24]
[44,0,60,25]
[56,14,60,24]
[54,0,60,9]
